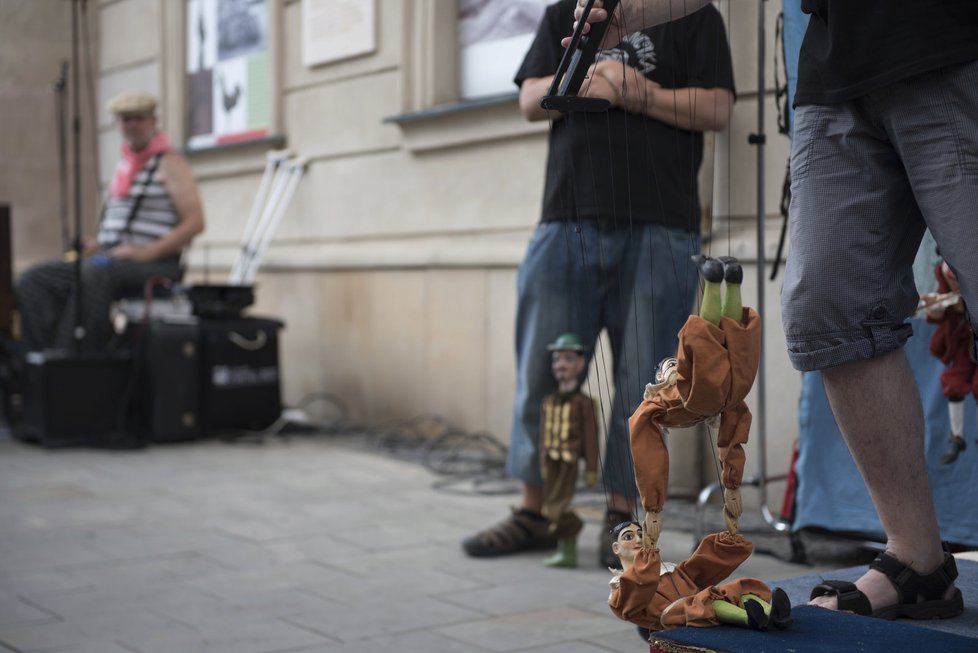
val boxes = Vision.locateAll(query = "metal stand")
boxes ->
[694,0,790,545]
[69,0,87,353]
[228,152,307,286]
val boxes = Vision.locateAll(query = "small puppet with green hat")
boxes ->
[539,331,599,568]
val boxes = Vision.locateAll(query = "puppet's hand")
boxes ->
[643,511,662,547]
[723,488,742,534]
[585,471,597,488]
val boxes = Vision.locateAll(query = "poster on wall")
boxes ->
[302,0,376,67]
[457,0,551,100]
[186,0,270,149]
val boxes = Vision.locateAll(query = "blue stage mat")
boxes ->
[651,558,978,652]
[650,605,977,653]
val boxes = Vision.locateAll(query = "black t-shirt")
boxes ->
[796,0,978,106]
[514,1,734,231]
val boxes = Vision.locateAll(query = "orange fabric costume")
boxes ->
[629,309,761,515]
[609,532,771,630]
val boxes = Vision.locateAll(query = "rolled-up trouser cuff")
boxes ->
[786,322,913,372]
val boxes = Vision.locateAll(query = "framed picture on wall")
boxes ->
[186,0,271,149]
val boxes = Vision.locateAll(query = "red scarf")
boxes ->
[109,131,172,199]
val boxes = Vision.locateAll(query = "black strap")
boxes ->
[810,580,872,615]
[869,547,958,603]
[122,153,163,238]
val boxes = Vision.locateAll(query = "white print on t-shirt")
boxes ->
[595,31,657,74]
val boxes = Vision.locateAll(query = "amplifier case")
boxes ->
[19,353,136,448]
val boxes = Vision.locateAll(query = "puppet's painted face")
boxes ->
[612,523,642,563]
[655,357,678,384]
[551,350,585,387]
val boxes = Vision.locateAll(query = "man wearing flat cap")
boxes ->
[16,90,204,353]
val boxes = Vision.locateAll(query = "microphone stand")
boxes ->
[69,0,86,355]
[54,61,69,254]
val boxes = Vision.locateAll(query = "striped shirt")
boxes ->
[98,154,180,248]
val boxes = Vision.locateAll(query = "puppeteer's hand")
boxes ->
[591,60,657,115]
[564,0,620,49]
[108,243,157,263]
[580,67,621,106]
[643,511,662,547]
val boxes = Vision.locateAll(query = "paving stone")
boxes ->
[0,437,821,652]
[432,606,625,652]
[283,630,491,653]
[284,596,485,643]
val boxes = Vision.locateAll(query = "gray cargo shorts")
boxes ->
[782,60,978,372]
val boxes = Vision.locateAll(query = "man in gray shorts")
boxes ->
[577,0,978,620]
[780,3,977,620]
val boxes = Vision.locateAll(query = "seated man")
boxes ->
[16,91,204,354]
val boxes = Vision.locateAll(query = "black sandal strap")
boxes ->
[810,580,872,615]
[869,545,958,604]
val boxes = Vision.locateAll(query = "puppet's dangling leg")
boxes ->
[542,511,582,568]
[718,256,744,323]
[712,598,769,630]
[692,255,724,326]
[543,537,577,568]
[942,398,966,464]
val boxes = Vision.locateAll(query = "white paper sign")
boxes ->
[302,0,376,67]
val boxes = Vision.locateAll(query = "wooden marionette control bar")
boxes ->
[540,0,621,113]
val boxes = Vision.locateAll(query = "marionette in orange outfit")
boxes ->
[922,260,976,464]
[609,255,790,630]
[608,521,791,630]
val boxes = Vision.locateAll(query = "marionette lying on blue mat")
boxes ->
[608,255,791,632]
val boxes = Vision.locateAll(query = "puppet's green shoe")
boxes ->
[543,537,577,568]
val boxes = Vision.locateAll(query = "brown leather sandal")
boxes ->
[810,543,964,620]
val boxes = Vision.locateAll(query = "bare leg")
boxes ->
[813,349,955,610]
[522,482,543,512]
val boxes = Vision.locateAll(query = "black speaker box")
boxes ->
[18,352,139,448]
[200,317,283,432]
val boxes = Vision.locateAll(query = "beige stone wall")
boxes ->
[77,0,799,507]
[1,0,101,269]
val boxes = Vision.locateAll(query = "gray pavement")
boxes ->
[0,434,831,653]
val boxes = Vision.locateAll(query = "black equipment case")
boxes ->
[199,317,283,432]
[134,318,202,442]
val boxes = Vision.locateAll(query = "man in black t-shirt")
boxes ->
[579,0,977,620]
[461,0,734,568]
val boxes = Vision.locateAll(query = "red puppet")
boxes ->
[923,260,976,464]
